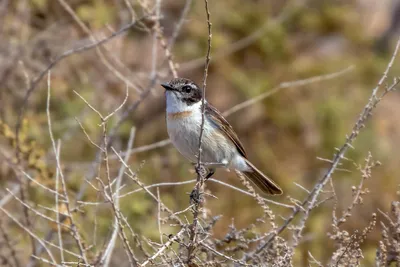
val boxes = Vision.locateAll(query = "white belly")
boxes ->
[167,115,236,165]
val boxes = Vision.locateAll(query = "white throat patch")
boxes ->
[165,91,203,114]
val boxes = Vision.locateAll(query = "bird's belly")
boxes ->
[167,117,236,165]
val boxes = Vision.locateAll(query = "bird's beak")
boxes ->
[161,83,174,91]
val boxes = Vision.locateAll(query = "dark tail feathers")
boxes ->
[241,159,282,195]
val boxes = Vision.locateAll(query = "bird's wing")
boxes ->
[205,103,247,158]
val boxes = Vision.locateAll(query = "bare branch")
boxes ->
[15,14,145,161]
[101,127,136,266]
[245,37,400,263]
[46,72,89,264]
[224,65,354,117]
[140,228,186,266]
[188,0,212,263]
[0,206,57,265]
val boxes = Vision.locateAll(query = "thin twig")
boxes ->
[56,0,143,93]
[46,72,89,264]
[245,37,400,263]
[111,147,184,226]
[15,16,145,162]
[0,218,21,267]
[101,127,136,266]
[179,0,301,72]
[168,0,193,49]
[209,179,294,209]
[200,241,250,266]
[187,0,212,263]
[0,206,57,265]
[54,142,64,264]
[223,65,354,117]
[140,228,186,267]
[157,188,163,245]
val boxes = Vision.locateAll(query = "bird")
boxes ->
[161,78,282,195]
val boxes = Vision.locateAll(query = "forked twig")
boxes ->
[15,15,145,162]
[101,127,136,266]
[140,228,186,266]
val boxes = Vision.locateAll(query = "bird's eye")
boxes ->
[182,85,192,93]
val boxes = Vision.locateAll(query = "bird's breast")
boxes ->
[167,111,192,120]
[166,113,237,164]
[167,113,200,162]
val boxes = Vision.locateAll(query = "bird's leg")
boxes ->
[204,168,215,180]
[194,164,208,178]
[193,164,215,180]
[194,159,227,181]
[202,159,228,180]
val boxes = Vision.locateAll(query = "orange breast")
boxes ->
[167,111,192,120]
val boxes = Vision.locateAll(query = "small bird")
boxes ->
[162,78,282,195]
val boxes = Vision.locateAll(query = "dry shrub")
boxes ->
[0,0,399,266]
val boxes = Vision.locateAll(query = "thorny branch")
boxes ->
[244,37,400,263]
[2,1,400,266]
[101,127,137,266]
[187,0,212,264]
[14,15,146,163]
[46,72,89,265]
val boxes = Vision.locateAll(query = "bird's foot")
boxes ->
[195,164,208,178]
[190,188,203,205]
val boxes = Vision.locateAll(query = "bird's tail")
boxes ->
[241,158,282,195]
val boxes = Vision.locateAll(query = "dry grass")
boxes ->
[0,0,400,266]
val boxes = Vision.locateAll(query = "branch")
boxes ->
[101,127,136,266]
[15,15,145,162]
[187,0,212,263]
[245,37,400,262]
[140,228,186,267]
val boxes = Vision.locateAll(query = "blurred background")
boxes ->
[0,0,400,265]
